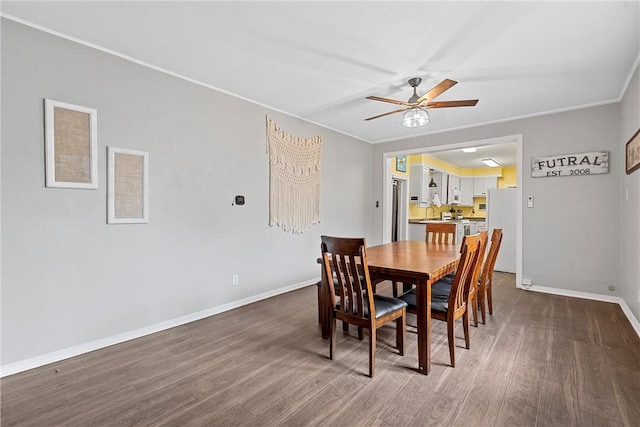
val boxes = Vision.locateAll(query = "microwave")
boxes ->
[478,202,487,210]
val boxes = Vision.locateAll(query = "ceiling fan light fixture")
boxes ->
[481,158,500,167]
[401,107,430,128]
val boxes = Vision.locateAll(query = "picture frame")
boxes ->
[107,147,149,224]
[44,99,98,189]
[625,128,640,175]
[396,156,407,172]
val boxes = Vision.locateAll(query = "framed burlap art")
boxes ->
[626,128,640,175]
[107,147,148,224]
[45,99,98,189]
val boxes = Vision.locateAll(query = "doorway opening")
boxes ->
[388,173,408,242]
[381,134,523,286]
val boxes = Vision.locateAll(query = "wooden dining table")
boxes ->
[318,240,461,375]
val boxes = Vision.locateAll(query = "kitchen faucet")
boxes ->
[426,206,435,220]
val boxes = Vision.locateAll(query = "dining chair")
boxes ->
[398,233,482,367]
[477,228,503,322]
[391,221,458,298]
[320,235,407,377]
[425,221,457,244]
[431,231,487,327]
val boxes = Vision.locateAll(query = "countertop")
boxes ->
[409,217,486,224]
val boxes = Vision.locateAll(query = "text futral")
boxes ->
[531,151,609,178]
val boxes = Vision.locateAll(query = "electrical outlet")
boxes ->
[232,274,239,286]
[522,278,532,289]
[608,284,616,292]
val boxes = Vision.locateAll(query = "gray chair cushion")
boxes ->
[399,283,451,314]
[373,295,408,318]
[336,294,407,318]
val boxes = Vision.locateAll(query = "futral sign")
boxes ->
[531,151,608,178]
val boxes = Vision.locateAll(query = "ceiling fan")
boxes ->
[365,78,478,127]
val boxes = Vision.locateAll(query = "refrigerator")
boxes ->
[487,187,516,273]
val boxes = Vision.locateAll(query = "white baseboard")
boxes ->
[4,279,637,377]
[1,278,318,378]
[618,298,640,338]
[519,284,640,338]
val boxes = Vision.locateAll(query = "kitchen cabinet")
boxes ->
[409,165,431,206]
[408,222,427,241]
[448,175,461,204]
[473,176,498,197]
[460,178,474,206]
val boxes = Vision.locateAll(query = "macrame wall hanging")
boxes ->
[266,116,322,234]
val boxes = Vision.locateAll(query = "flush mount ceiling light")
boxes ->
[401,107,430,128]
[462,147,477,153]
[481,158,500,167]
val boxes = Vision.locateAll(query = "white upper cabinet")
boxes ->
[460,178,474,206]
[473,176,498,196]
[409,164,431,206]
[448,175,461,203]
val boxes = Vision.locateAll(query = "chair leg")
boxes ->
[471,294,478,327]
[396,312,406,356]
[343,321,349,332]
[462,312,470,350]
[478,285,487,324]
[329,317,336,360]
[447,320,456,367]
[369,327,376,378]
[358,327,364,340]
[317,281,322,323]
[487,281,493,315]
[392,281,399,298]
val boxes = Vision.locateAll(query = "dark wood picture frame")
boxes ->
[626,128,640,175]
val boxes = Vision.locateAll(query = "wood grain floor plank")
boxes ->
[610,365,640,426]
[494,397,538,427]
[2,273,639,427]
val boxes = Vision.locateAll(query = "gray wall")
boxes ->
[1,20,373,365]
[620,64,640,321]
[372,105,623,297]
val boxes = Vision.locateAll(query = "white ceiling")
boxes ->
[429,142,518,169]
[2,1,639,147]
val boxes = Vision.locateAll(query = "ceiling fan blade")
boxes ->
[366,95,414,107]
[364,107,409,121]
[425,100,479,109]
[417,79,458,104]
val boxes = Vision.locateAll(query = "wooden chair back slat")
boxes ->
[425,222,457,244]
[321,237,375,322]
[463,231,487,325]
[448,234,481,319]
[476,228,503,319]
[483,228,503,285]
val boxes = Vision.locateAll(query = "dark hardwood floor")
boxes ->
[2,272,639,426]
